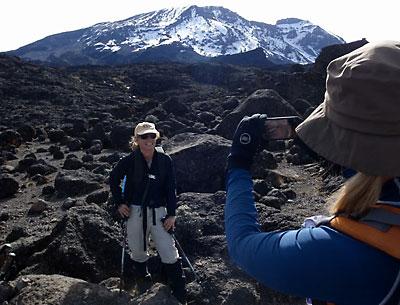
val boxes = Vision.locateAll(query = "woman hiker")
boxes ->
[225,41,400,304]
[110,122,186,304]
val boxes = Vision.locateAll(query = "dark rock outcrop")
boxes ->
[5,274,133,305]
[0,175,19,198]
[164,133,231,193]
[110,125,132,151]
[54,171,103,197]
[216,89,299,139]
[0,130,22,148]
[313,39,369,75]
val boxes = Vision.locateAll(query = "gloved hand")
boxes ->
[227,113,267,170]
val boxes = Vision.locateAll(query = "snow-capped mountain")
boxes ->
[10,6,345,66]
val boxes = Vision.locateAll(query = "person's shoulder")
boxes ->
[156,148,172,162]
[118,151,136,163]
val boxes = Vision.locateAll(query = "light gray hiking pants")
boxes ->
[127,205,179,264]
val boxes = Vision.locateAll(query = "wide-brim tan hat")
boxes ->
[134,122,160,138]
[296,41,400,176]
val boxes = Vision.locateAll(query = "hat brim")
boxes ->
[136,129,160,137]
[296,102,400,176]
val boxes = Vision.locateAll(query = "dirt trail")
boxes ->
[276,160,330,226]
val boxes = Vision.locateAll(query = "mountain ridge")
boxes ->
[8,5,346,66]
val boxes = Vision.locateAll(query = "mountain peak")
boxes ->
[276,18,308,25]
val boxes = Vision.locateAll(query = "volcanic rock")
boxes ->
[86,190,109,205]
[48,129,66,143]
[42,185,55,195]
[63,157,83,170]
[163,133,231,193]
[0,174,19,198]
[61,197,78,210]
[65,138,82,151]
[6,226,29,242]
[0,130,22,148]
[259,196,285,209]
[26,161,57,176]
[16,157,37,172]
[17,124,36,141]
[5,274,134,305]
[28,199,49,215]
[216,89,299,139]
[176,191,226,257]
[82,153,94,163]
[135,283,180,305]
[110,125,132,151]
[54,170,103,197]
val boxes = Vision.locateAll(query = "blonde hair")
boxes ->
[329,173,384,217]
[129,136,139,151]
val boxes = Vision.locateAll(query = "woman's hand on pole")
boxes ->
[163,216,176,232]
[118,204,130,219]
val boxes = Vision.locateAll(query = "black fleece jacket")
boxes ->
[109,149,177,216]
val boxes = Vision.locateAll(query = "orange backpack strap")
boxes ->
[330,205,400,259]
[310,205,400,305]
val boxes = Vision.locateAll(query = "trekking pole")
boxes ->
[119,220,128,294]
[118,175,128,294]
[172,233,202,285]
[161,217,202,286]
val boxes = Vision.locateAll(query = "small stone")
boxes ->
[28,199,48,214]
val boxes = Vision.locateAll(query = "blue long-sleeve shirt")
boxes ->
[225,168,399,305]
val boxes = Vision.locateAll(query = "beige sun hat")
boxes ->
[134,122,160,138]
[296,40,400,176]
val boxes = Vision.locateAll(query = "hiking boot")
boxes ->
[135,273,152,294]
[164,260,186,304]
[133,260,152,295]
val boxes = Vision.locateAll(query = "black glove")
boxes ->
[227,113,267,170]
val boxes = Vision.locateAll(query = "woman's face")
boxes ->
[136,133,157,155]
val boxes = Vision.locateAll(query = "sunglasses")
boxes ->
[138,133,157,140]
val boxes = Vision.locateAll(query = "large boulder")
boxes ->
[162,96,190,116]
[26,160,57,176]
[12,205,123,283]
[175,191,226,257]
[86,123,108,145]
[110,125,132,151]
[0,175,19,199]
[47,128,66,143]
[216,89,299,139]
[5,274,133,305]
[17,124,36,141]
[313,39,369,75]
[54,170,103,197]
[0,130,22,148]
[163,133,231,193]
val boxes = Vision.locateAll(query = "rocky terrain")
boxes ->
[0,40,366,305]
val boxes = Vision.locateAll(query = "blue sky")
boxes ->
[0,0,398,52]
